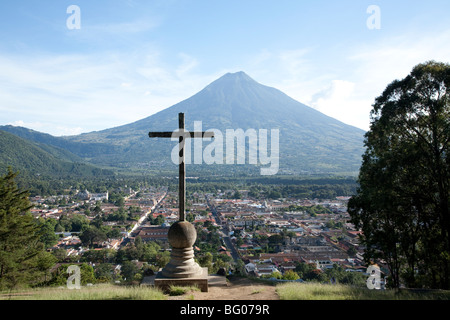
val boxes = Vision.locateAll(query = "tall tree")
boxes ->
[0,168,56,289]
[79,226,107,248]
[348,61,450,289]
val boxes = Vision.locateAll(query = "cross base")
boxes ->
[161,247,204,278]
[154,267,209,293]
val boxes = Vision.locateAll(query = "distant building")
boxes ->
[136,226,169,242]
[77,190,90,200]
[76,189,108,201]
[244,262,280,277]
[91,191,109,201]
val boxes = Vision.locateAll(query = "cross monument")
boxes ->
[149,113,214,286]
[149,112,214,222]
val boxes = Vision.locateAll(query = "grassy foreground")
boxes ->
[2,282,450,300]
[0,284,166,300]
[276,282,450,300]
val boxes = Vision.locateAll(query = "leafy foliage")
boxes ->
[46,263,96,287]
[0,169,56,289]
[0,130,114,179]
[348,61,450,289]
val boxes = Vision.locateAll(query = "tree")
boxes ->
[295,262,318,280]
[267,271,282,279]
[94,263,114,283]
[141,241,161,263]
[107,228,122,239]
[93,202,102,215]
[235,259,245,275]
[69,214,90,232]
[198,252,213,271]
[134,236,144,260]
[155,251,170,269]
[79,226,107,248]
[56,214,72,232]
[283,270,300,280]
[79,263,96,285]
[232,190,242,199]
[49,263,95,286]
[0,168,56,289]
[268,234,283,244]
[121,260,140,282]
[36,217,59,248]
[91,213,103,229]
[348,61,450,289]
[149,214,165,226]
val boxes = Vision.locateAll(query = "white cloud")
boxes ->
[89,20,158,34]
[64,18,161,46]
[349,33,450,99]
[308,80,372,130]
[278,48,312,77]
[343,30,450,129]
[245,29,450,132]
[6,120,84,137]
[176,53,199,77]
[0,50,217,136]
[243,47,330,104]
[3,27,450,137]
[7,120,44,130]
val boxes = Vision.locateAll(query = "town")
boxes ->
[29,181,369,285]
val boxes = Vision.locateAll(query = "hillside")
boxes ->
[0,130,114,178]
[0,125,122,160]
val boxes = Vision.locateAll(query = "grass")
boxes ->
[276,282,450,300]
[168,285,200,296]
[251,288,265,295]
[0,284,166,300]
[2,281,450,300]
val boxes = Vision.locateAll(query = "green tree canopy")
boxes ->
[69,214,90,232]
[0,168,56,289]
[79,226,107,248]
[48,263,96,287]
[36,217,59,248]
[121,260,140,282]
[348,61,450,289]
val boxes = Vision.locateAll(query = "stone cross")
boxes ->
[149,113,214,282]
[148,112,214,221]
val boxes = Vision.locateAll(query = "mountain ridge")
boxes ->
[0,129,114,178]
[1,72,365,175]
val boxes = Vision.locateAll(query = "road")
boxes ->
[207,198,241,263]
[120,192,241,265]
[120,190,168,247]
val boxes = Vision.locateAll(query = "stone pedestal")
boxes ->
[161,247,204,278]
[154,220,208,292]
[154,267,209,292]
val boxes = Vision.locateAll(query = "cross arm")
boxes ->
[148,132,173,138]
[149,131,215,138]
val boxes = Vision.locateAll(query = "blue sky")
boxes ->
[1,0,449,136]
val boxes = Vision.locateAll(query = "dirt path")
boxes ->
[168,276,280,300]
